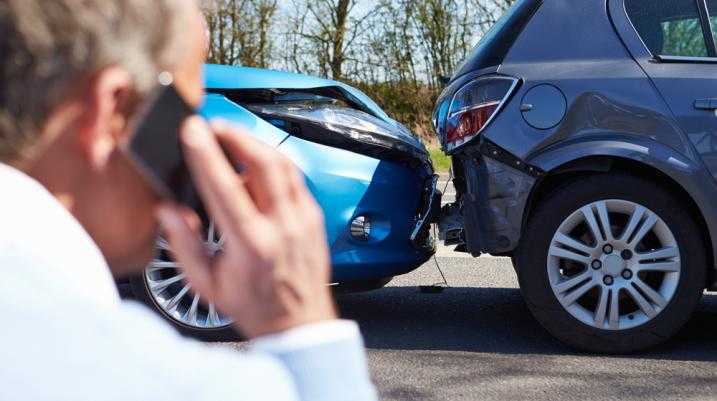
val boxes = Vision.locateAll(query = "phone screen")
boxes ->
[127,83,202,209]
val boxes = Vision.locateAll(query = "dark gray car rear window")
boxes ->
[625,0,709,57]
[452,0,542,78]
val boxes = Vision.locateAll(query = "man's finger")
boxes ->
[156,204,215,302]
[180,116,256,239]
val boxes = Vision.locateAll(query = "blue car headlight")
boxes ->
[247,103,431,168]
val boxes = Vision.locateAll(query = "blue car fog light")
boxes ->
[350,216,372,241]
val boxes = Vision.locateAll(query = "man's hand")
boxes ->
[156,117,337,338]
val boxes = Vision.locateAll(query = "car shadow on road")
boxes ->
[336,286,717,362]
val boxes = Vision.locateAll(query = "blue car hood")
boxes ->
[200,93,288,148]
[203,64,424,152]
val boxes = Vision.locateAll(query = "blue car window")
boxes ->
[626,0,709,57]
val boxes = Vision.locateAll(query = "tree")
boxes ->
[469,0,517,33]
[413,0,474,86]
[202,0,278,67]
[364,0,420,84]
[284,0,379,80]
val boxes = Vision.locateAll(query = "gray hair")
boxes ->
[0,0,190,162]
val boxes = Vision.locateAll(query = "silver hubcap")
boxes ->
[548,200,681,331]
[145,222,233,329]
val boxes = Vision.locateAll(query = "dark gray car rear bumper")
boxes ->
[443,143,539,256]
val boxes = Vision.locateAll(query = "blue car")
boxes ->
[127,64,439,340]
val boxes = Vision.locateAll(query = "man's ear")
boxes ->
[75,66,133,170]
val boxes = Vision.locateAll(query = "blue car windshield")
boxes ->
[453,0,542,78]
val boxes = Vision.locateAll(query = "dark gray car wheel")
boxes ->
[514,173,706,353]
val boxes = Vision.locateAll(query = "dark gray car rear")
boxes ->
[435,0,717,352]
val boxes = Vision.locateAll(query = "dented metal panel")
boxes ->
[458,153,534,255]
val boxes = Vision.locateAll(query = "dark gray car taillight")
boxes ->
[441,76,519,153]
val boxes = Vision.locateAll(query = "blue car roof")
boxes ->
[205,64,340,90]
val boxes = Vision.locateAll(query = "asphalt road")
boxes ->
[333,253,717,401]
[223,176,717,400]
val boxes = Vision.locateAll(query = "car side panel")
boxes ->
[490,0,695,162]
[528,135,717,280]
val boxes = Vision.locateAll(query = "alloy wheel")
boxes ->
[547,199,681,331]
[145,222,233,329]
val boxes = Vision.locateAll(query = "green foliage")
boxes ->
[351,80,442,143]
[429,147,452,172]
[661,19,709,57]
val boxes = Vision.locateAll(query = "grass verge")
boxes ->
[429,147,451,173]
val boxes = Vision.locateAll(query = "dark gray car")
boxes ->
[434,0,717,353]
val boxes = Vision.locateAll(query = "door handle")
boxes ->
[694,98,717,110]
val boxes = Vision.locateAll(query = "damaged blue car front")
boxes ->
[128,64,439,340]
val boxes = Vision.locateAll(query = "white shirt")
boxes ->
[0,164,376,401]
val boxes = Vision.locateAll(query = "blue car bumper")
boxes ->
[279,136,435,282]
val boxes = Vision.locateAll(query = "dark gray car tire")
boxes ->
[514,173,706,353]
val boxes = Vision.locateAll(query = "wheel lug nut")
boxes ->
[621,269,633,280]
[603,244,614,254]
[603,275,614,286]
[591,260,602,270]
[621,249,633,260]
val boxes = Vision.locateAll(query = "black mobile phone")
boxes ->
[127,83,202,210]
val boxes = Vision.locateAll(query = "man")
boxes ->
[0,1,377,400]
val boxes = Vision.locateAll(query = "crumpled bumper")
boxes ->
[442,142,538,256]
[278,135,437,282]
[411,175,442,250]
